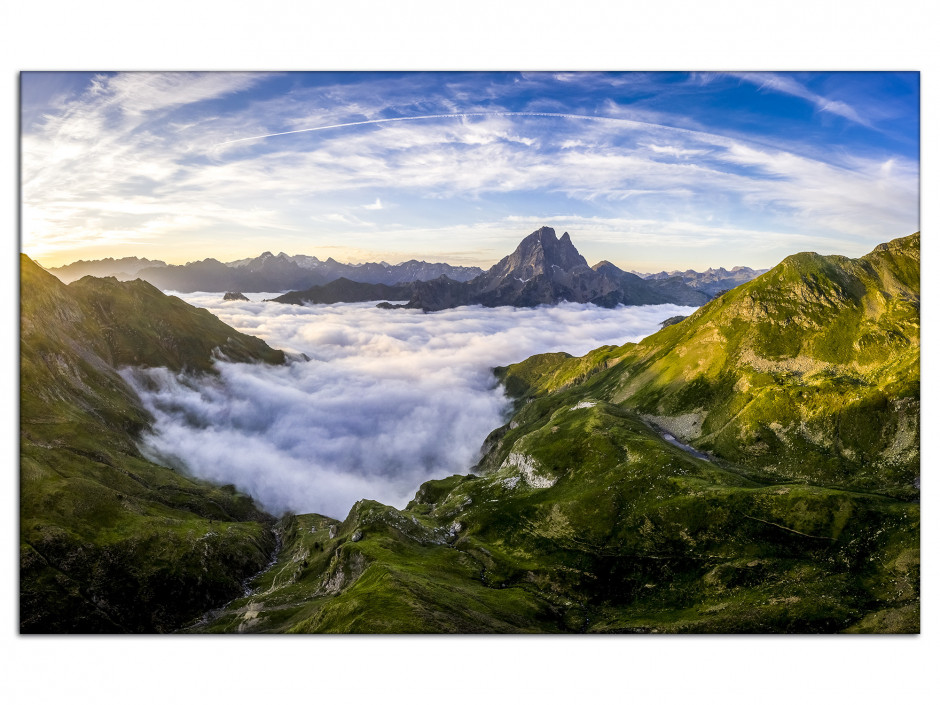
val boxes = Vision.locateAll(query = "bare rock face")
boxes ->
[659,315,688,329]
[480,227,589,291]
[223,292,250,301]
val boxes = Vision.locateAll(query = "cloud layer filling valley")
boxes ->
[122,297,695,518]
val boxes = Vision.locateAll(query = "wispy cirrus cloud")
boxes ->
[88,72,266,119]
[729,72,871,127]
[22,71,918,269]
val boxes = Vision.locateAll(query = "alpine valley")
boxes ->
[20,229,919,633]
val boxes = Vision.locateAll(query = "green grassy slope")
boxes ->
[196,234,919,634]
[198,394,917,633]
[502,233,920,497]
[20,255,283,633]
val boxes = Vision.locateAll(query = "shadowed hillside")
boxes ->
[20,255,284,632]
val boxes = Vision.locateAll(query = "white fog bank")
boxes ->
[122,296,696,518]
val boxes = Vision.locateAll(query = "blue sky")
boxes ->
[21,71,919,271]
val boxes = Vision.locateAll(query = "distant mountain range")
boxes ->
[48,252,484,291]
[274,227,713,309]
[48,256,170,283]
[635,265,770,297]
[45,233,766,305]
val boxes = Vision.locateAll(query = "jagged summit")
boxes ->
[486,227,589,286]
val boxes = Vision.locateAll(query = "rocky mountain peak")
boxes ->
[520,227,585,265]
[492,226,589,283]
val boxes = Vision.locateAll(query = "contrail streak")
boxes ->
[217,111,652,146]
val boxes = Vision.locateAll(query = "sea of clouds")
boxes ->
[121,296,696,519]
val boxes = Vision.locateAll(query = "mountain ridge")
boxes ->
[44,231,766,301]
[637,265,770,297]
[407,227,711,310]
[46,256,169,283]
[501,232,920,494]
[276,227,712,309]
[48,251,484,290]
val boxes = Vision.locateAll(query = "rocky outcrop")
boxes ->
[659,315,687,329]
